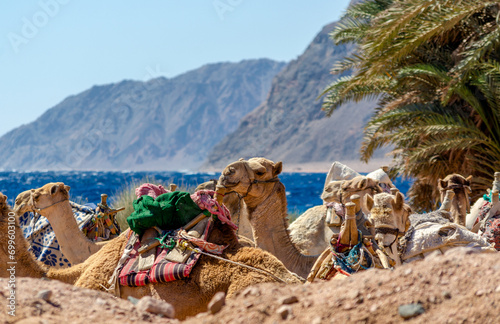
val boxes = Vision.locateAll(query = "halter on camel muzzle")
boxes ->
[220,161,280,198]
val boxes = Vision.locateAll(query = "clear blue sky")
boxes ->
[0,0,350,136]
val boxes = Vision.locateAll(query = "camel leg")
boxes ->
[390,242,402,267]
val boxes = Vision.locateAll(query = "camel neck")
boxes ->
[248,182,317,278]
[450,191,468,226]
[42,201,100,264]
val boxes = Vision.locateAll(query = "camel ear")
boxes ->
[465,175,472,186]
[358,178,367,189]
[50,184,60,195]
[365,194,374,211]
[0,194,6,204]
[438,179,448,191]
[238,158,245,162]
[394,192,404,211]
[64,185,71,193]
[273,161,283,177]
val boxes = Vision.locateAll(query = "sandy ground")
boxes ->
[1,247,498,324]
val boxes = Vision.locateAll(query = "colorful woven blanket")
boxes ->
[118,217,226,286]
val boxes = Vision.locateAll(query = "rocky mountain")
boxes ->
[202,16,386,171]
[0,59,285,171]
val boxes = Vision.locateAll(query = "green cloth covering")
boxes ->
[127,191,209,236]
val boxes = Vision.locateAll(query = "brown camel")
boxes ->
[217,157,319,278]
[14,183,105,264]
[196,180,254,243]
[438,174,472,226]
[2,191,301,320]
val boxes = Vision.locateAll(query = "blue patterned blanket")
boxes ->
[19,201,101,267]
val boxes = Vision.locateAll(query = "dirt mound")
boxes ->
[188,248,499,323]
[1,248,499,323]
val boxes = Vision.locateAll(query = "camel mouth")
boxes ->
[218,180,240,188]
[13,203,33,214]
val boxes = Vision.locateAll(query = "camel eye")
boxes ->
[256,171,265,176]
[325,187,333,193]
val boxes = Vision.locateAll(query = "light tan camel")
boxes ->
[0,192,85,281]
[2,191,301,320]
[289,176,383,255]
[217,157,319,278]
[366,190,493,266]
[14,183,105,264]
[438,174,472,226]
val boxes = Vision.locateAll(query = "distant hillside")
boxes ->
[0,59,285,171]
[202,20,386,171]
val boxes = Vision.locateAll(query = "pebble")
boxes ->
[495,285,500,293]
[242,287,260,297]
[475,290,485,297]
[36,289,52,302]
[311,316,322,324]
[136,296,175,318]
[276,305,292,320]
[207,292,226,314]
[404,268,413,276]
[281,295,299,305]
[95,298,107,306]
[128,296,140,305]
[398,303,425,319]
[442,291,451,299]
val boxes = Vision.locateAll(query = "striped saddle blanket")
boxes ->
[118,217,215,287]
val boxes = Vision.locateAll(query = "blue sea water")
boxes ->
[0,171,411,214]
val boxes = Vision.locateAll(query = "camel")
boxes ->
[438,174,472,226]
[467,172,500,231]
[217,157,320,278]
[14,183,106,265]
[2,191,301,320]
[366,189,494,266]
[196,180,254,243]
[307,202,381,282]
[289,175,383,255]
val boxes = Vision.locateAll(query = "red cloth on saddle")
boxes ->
[484,217,500,250]
[118,217,213,287]
[118,238,200,286]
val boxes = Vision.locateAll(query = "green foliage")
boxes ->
[322,0,500,211]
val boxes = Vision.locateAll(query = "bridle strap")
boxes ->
[375,226,399,248]
[30,190,69,213]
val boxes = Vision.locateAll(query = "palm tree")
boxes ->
[322,0,500,210]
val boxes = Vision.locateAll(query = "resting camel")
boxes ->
[289,175,383,255]
[14,183,106,265]
[366,189,493,266]
[217,157,320,278]
[196,180,254,242]
[438,174,472,226]
[1,191,301,320]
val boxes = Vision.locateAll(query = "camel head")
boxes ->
[217,158,282,208]
[365,192,410,248]
[14,182,71,215]
[438,174,472,226]
[322,176,383,214]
